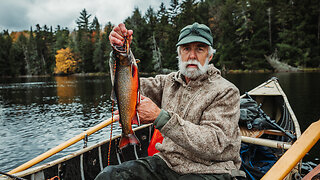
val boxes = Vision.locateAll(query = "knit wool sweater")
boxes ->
[139,64,241,175]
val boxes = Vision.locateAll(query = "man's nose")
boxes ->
[189,49,197,59]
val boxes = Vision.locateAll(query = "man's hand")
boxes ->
[137,95,161,124]
[109,23,133,46]
[111,110,120,122]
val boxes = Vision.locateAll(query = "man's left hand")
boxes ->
[137,95,161,124]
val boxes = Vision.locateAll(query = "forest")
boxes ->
[0,0,319,76]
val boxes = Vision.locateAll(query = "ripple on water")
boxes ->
[0,98,117,172]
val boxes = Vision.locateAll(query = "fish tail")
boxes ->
[119,133,140,149]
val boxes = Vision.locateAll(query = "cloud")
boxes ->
[0,1,32,31]
[0,0,170,32]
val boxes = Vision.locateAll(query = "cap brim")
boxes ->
[176,35,211,46]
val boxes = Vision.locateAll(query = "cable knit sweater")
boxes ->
[140,64,241,175]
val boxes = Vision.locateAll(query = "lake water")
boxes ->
[0,72,319,173]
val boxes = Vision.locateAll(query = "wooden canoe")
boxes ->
[1,77,303,180]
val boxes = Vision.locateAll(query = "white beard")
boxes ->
[178,56,209,79]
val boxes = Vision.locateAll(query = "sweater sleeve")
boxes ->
[139,75,167,107]
[153,109,171,130]
[160,86,240,160]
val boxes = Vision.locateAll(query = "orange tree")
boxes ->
[54,48,80,74]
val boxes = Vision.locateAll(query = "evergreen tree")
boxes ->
[168,0,180,25]
[27,27,39,75]
[193,0,209,24]
[210,0,242,70]
[103,22,113,73]
[9,35,25,76]
[237,0,270,70]
[54,26,70,53]
[0,31,12,76]
[125,8,153,72]
[34,24,55,74]
[154,3,170,72]
[76,9,94,72]
[273,0,304,67]
[178,0,197,26]
[164,0,181,70]
[92,17,106,72]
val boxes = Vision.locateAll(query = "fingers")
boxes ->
[111,110,119,122]
[112,114,119,122]
[118,23,128,36]
[109,31,124,46]
[140,95,146,100]
[109,23,133,46]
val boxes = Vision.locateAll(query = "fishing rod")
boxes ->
[245,92,297,141]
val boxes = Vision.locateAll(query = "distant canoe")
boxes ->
[1,77,302,180]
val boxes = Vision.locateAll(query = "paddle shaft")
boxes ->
[7,117,114,175]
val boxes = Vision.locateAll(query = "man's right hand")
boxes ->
[109,23,133,46]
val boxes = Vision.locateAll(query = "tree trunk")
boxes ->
[22,45,31,75]
[268,7,272,48]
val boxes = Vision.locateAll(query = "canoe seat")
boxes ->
[240,126,286,138]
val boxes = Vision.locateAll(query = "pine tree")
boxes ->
[76,9,94,72]
[125,8,154,72]
[178,0,197,26]
[164,0,181,70]
[9,35,25,76]
[0,31,12,76]
[54,26,70,53]
[237,0,270,70]
[210,0,242,70]
[103,22,113,73]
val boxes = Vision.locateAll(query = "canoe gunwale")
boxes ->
[11,124,152,178]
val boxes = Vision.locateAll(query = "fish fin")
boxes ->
[137,112,141,126]
[136,59,140,63]
[110,88,117,101]
[119,133,140,149]
[109,54,117,101]
[109,53,116,87]
[131,63,138,78]
[137,91,141,104]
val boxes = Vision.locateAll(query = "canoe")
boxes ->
[1,77,302,180]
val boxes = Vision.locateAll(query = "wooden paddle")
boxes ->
[7,117,115,175]
[261,119,320,180]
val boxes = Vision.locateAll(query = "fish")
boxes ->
[110,38,141,150]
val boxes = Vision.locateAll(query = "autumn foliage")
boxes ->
[54,48,79,74]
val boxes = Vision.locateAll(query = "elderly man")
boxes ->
[95,22,242,180]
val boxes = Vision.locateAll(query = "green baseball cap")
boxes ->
[176,22,213,47]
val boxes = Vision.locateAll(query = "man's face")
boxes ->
[178,42,213,79]
[180,42,211,65]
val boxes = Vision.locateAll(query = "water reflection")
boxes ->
[55,76,77,104]
[0,73,319,173]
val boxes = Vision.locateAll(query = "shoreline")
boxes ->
[1,68,320,78]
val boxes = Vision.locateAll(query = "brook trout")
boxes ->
[110,40,140,149]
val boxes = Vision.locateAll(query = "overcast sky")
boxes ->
[0,0,170,32]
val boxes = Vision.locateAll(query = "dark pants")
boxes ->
[94,155,233,180]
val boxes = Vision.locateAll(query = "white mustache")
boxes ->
[184,60,201,68]
[178,57,209,79]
